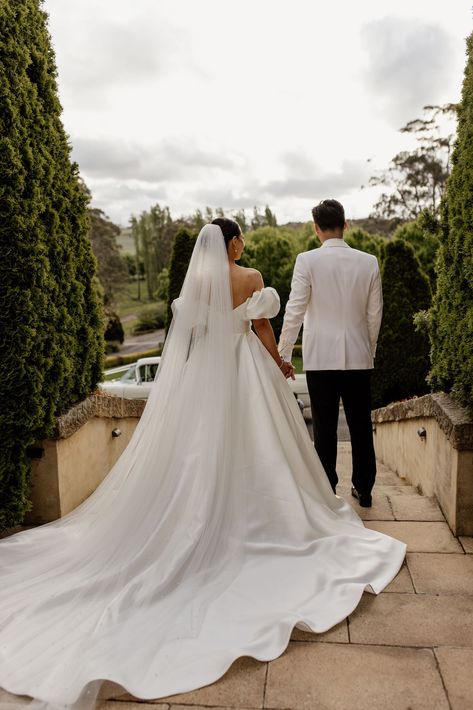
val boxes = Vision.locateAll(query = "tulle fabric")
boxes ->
[0,224,245,708]
[0,227,406,709]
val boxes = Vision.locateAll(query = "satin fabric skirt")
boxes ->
[0,330,406,707]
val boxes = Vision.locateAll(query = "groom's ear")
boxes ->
[343,220,349,232]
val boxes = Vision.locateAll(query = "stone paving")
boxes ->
[1,442,472,710]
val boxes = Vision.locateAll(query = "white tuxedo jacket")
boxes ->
[278,239,383,371]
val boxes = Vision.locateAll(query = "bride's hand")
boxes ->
[280,360,295,380]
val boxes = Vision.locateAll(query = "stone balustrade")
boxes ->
[25,394,146,524]
[372,393,473,535]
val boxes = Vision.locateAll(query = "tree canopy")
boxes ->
[368,104,457,220]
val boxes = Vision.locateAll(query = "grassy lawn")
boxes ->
[114,280,148,318]
[103,368,130,381]
[292,356,303,374]
[112,280,165,335]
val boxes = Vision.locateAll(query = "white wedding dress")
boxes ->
[0,225,406,710]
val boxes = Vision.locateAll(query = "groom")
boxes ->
[278,199,383,506]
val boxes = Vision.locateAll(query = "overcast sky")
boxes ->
[43,0,471,227]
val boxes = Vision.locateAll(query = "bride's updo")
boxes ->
[211,217,241,247]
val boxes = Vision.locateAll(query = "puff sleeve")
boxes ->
[246,287,280,320]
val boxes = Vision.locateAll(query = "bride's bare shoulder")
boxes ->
[237,266,264,289]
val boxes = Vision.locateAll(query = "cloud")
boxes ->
[76,134,246,225]
[361,16,454,125]
[71,136,239,183]
[186,155,370,213]
[262,156,371,200]
[87,179,169,225]
[278,150,318,177]
[187,187,255,211]
[46,3,193,109]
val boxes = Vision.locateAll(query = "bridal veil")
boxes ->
[0,224,247,708]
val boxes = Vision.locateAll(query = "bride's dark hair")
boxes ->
[211,217,241,246]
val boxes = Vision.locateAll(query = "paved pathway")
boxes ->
[117,329,165,356]
[304,406,349,441]
[1,444,472,710]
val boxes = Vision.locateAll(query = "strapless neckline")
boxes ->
[232,298,249,313]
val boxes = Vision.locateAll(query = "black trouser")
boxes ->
[305,369,376,494]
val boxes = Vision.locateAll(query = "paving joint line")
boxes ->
[403,556,418,594]
[432,647,453,710]
[261,659,269,709]
[385,493,396,520]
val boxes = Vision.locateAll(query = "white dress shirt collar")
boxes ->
[320,238,350,248]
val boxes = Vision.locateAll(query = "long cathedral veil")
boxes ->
[0,224,246,709]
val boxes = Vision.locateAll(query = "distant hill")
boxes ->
[282,217,403,238]
[348,217,403,237]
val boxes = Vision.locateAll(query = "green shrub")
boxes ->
[133,302,166,334]
[240,229,296,339]
[429,33,473,412]
[345,227,385,258]
[104,310,125,344]
[372,240,432,408]
[392,216,440,289]
[154,267,169,301]
[104,341,121,355]
[305,235,319,251]
[104,347,162,369]
[0,1,104,528]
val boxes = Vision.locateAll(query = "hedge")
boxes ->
[429,32,473,412]
[372,240,431,408]
[0,1,104,528]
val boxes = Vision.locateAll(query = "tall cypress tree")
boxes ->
[0,1,104,528]
[372,240,431,408]
[166,228,196,330]
[429,33,473,412]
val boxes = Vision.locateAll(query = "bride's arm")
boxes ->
[253,317,293,375]
[250,274,295,378]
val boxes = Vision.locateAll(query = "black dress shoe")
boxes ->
[351,486,372,508]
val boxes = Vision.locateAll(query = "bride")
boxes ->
[0,219,406,709]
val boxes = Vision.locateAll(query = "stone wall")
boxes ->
[25,394,146,524]
[372,393,473,536]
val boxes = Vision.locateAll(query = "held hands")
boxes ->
[279,359,295,380]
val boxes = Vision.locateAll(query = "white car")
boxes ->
[100,356,310,417]
[99,357,161,399]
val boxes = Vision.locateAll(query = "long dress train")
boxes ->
[0,225,406,709]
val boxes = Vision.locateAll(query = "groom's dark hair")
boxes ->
[312,199,345,232]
